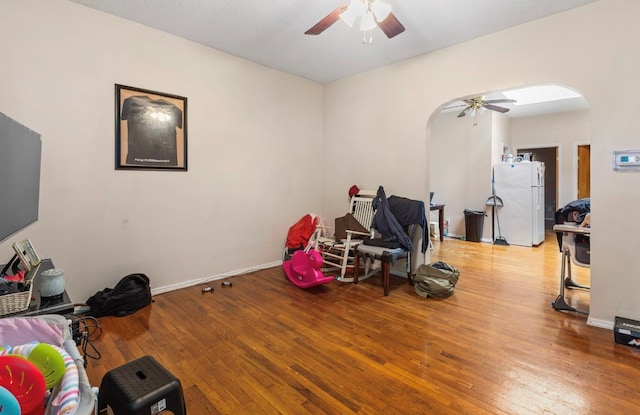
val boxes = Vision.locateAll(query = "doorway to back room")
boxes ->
[429,83,590,242]
[515,146,558,230]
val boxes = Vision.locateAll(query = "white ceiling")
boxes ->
[68,0,594,117]
[69,0,597,84]
[442,88,590,118]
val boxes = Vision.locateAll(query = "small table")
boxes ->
[430,204,445,242]
[1,259,73,317]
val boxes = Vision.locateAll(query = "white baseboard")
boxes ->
[587,317,614,331]
[151,260,282,295]
[441,233,492,243]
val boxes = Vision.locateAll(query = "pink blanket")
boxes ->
[0,317,64,346]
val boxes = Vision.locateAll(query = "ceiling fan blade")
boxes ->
[305,4,348,35]
[484,99,517,104]
[444,103,468,110]
[457,108,469,118]
[484,104,510,113]
[376,12,405,38]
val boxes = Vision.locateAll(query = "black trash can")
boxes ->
[463,209,485,242]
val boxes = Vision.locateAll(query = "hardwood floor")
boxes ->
[84,232,640,414]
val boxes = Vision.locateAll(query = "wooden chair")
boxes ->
[314,190,376,280]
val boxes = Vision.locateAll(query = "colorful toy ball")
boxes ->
[0,384,21,415]
[0,355,46,415]
[28,343,66,390]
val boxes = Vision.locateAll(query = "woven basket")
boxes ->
[0,272,35,316]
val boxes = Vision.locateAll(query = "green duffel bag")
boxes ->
[412,261,460,298]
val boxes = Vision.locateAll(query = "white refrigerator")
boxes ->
[493,161,545,247]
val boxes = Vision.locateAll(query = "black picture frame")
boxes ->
[115,84,188,171]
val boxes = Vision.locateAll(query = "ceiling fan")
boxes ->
[445,97,517,125]
[452,97,517,118]
[305,0,405,40]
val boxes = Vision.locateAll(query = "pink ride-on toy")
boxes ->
[283,248,335,289]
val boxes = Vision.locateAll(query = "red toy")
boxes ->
[0,355,46,415]
[283,248,335,289]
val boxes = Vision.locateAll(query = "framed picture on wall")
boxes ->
[115,84,188,171]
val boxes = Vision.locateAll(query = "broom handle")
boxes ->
[495,196,503,237]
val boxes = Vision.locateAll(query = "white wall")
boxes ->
[0,0,323,301]
[323,0,640,328]
[511,110,591,206]
[430,111,493,240]
[492,113,511,167]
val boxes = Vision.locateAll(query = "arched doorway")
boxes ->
[428,84,589,244]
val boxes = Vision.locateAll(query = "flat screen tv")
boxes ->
[0,113,42,243]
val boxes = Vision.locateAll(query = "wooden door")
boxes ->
[578,145,591,199]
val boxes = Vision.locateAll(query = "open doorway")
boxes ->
[430,84,589,243]
[517,146,558,229]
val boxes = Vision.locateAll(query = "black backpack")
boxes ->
[86,274,152,317]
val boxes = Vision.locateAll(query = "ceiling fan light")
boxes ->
[339,6,359,27]
[340,0,367,27]
[360,11,377,31]
[371,0,392,22]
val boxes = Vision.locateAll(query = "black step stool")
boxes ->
[98,355,186,415]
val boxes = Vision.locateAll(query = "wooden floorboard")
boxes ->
[83,232,640,414]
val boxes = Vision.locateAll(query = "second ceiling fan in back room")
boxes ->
[305,0,405,43]
[447,97,517,126]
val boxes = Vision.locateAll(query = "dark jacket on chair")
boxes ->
[388,195,428,254]
[370,186,414,251]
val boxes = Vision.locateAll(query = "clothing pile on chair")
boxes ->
[554,198,590,251]
[363,186,428,254]
[334,213,370,242]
